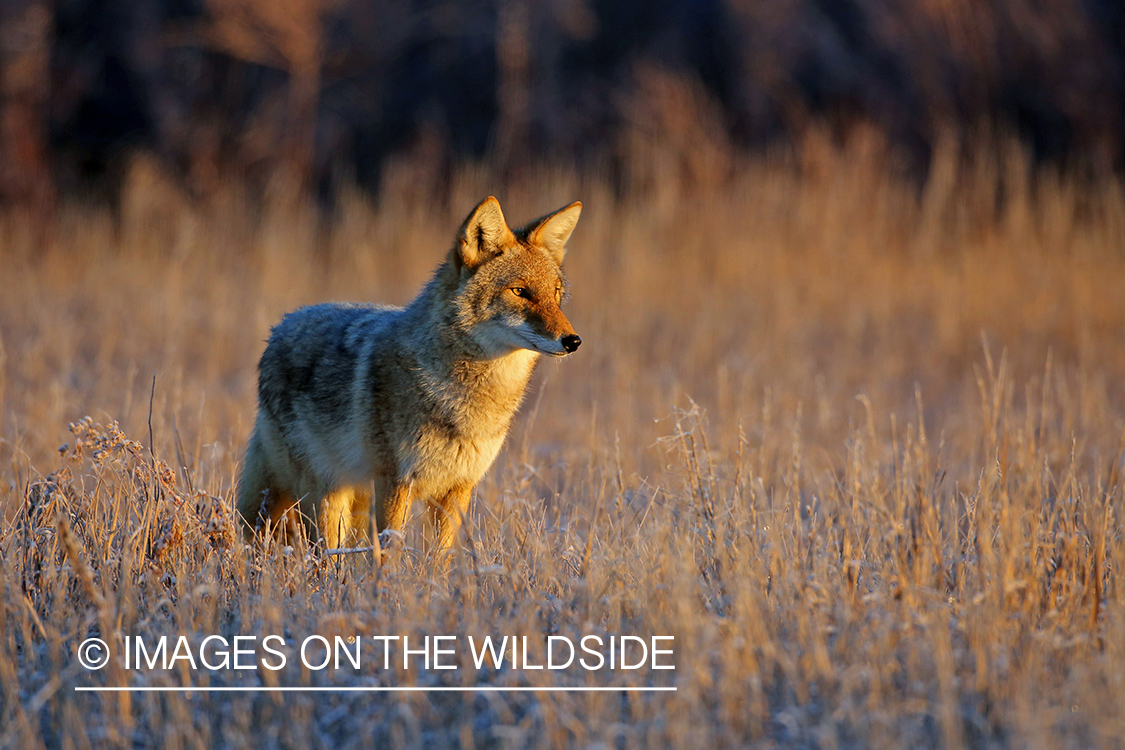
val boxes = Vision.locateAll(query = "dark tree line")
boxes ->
[1,0,1123,209]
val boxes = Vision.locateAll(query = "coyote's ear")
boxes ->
[523,201,582,265]
[455,196,514,273]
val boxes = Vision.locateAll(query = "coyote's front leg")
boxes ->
[425,485,473,564]
[316,486,373,550]
[374,479,414,536]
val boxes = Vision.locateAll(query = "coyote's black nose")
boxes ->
[561,334,582,353]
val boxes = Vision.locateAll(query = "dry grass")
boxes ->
[2,141,1125,748]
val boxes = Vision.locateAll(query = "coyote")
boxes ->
[237,196,583,556]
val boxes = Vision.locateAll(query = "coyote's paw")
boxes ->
[377,528,405,549]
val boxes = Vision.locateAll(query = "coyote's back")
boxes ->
[237,196,583,557]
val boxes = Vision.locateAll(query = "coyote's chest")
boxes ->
[405,349,537,494]
[409,428,508,495]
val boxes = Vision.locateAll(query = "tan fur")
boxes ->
[237,197,583,560]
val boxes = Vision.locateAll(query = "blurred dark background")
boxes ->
[1,0,1123,210]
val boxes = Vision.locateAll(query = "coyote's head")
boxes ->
[449,196,582,359]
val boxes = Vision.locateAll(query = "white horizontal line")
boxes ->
[76,686,677,693]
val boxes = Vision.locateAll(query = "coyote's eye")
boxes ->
[509,287,531,299]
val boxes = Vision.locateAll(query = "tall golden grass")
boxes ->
[2,139,1125,747]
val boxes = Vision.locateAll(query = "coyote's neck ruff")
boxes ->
[237,196,583,556]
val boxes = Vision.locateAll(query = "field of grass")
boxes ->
[2,141,1125,748]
